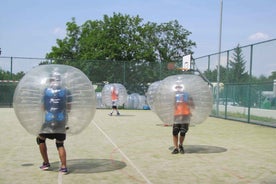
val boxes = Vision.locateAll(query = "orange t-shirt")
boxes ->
[174,91,191,116]
[111,90,118,101]
[174,102,191,116]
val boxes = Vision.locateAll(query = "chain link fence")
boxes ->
[1,39,275,127]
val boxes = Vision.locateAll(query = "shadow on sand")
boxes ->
[39,159,126,174]
[169,145,227,154]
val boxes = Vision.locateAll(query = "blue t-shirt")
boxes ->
[43,87,72,123]
[175,91,189,103]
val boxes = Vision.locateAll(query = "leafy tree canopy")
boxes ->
[46,13,195,72]
[45,13,196,93]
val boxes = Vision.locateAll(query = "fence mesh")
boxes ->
[1,39,275,127]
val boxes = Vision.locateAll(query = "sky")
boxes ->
[1,0,276,76]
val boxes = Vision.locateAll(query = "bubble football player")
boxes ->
[109,85,120,116]
[36,72,72,174]
[171,84,194,154]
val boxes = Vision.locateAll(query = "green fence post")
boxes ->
[123,61,126,85]
[247,45,253,123]
[10,57,13,80]
[208,55,210,71]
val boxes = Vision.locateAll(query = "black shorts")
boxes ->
[172,123,189,134]
[112,101,118,108]
[174,115,190,124]
[39,133,66,142]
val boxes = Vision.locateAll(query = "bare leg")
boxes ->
[38,138,49,164]
[173,135,179,149]
[179,135,185,146]
[57,142,67,168]
[171,134,180,154]
[179,135,185,154]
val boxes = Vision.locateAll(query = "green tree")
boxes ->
[46,17,80,64]
[227,44,249,83]
[268,71,276,80]
[0,69,11,80]
[204,65,228,83]
[79,13,154,61]
[46,13,196,94]
[143,20,195,62]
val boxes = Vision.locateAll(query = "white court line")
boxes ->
[58,172,63,184]
[93,120,152,184]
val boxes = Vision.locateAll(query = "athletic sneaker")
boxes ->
[108,113,112,116]
[171,148,179,154]
[117,112,120,116]
[179,145,185,154]
[40,162,50,170]
[59,167,68,175]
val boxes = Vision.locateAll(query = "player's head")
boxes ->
[49,72,62,88]
[111,84,116,91]
[173,84,184,92]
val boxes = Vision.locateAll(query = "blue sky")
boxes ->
[1,0,276,75]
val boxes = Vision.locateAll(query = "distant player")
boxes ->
[109,85,120,116]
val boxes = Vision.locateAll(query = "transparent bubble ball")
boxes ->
[125,93,140,109]
[13,64,96,136]
[101,83,127,107]
[146,80,161,112]
[153,74,213,125]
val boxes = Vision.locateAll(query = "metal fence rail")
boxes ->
[1,39,275,127]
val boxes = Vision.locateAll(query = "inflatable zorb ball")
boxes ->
[137,95,147,109]
[125,93,140,109]
[146,80,161,112]
[96,92,105,108]
[154,74,213,126]
[101,83,127,107]
[13,64,96,135]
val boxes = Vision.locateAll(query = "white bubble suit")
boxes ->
[153,74,213,125]
[137,95,147,109]
[96,92,105,108]
[146,80,162,112]
[101,83,127,107]
[13,64,96,135]
[125,93,140,109]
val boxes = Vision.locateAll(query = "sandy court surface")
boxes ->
[0,108,275,184]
